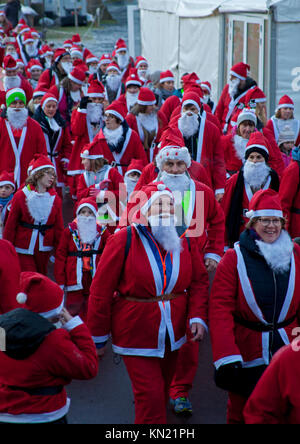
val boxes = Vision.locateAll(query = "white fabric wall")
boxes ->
[179,15,220,101]
[140,9,180,81]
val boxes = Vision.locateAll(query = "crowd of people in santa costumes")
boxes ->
[0,14,300,425]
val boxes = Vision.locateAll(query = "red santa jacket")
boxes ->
[3,186,64,255]
[0,239,21,314]
[126,110,168,163]
[68,108,93,178]
[134,160,211,192]
[160,95,181,123]
[89,128,148,176]
[120,177,225,262]
[55,221,110,291]
[244,344,300,424]
[222,130,285,179]
[279,160,300,238]
[209,241,300,369]
[0,116,48,187]
[171,111,226,193]
[215,83,255,133]
[37,67,60,90]
[0,318,98,423]
[76,166,126,205]
[87,224,209,356]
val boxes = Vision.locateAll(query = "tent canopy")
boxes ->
[138,0,226,17]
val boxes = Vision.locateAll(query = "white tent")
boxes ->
[138,0,300,117]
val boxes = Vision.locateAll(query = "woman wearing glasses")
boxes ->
[209,188,300,423]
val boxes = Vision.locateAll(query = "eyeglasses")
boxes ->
[257,218,282,227]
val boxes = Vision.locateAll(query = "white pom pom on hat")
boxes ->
[16,292,28,304]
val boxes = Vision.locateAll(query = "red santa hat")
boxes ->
[80,143,104,160]
[30,28,39,38]
[159,70,174,84]
[156,127,191,171]
[246,189,283,220]
[106,61,121,75]
[125,159,144,177]
[18,18,27,26]
[104,101,126,122]
[245,131,269,162]
[41,45,54,58]
[135,56,148,69]
[30,154,55,176]
[276,95,294,111]
[72,59,88,73]
[16,59,24,68]
[230,62,250,81]
[76,197,98,217]
[126,70,142,88]
[27,59,43,72]
[72,33,82,44]
[54,48,69,63]
[16,272,64,319]
[63,39,73,49]
[70,45,83,60]
[41,93,58,111]
[182,72,200,88]
[99,53,112,66]
[137,87,156,106]
[200,81,212,95]
[87,79,105,98]
[0,171,15,190]
[86,53,99,65]
[19,25,30,35]
[245,86,267,107]
[181,91,201,113]
[114,38,127,54]
[23,32,34,45]
[3,54,17,71]
[136,182,174,220]
[33,87,48,99]
[68,67,86,85]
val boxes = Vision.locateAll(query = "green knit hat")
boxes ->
[6,88,27,107]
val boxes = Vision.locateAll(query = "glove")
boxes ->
[98,179,111,191]
[80,96,90,110]
[214,361,243,393]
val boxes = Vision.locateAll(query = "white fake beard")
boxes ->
[70,89,81,103]
[124,176,138,199]
[178,112,199,139]
[87,102,103,124]
[4,75,21,91]
[61,61,73,75]
[159,171,190,196]
[255,230,293,274]
[77,215,97,245]
[25,44,38,58]
[44,58,52,69]
[243,160,270,189]
[126,92,139,111]
[7,107,28,129]
[138,112,158,133]
[106,74,121,92]
[89,66,98,75]
[26,191,53,223]
[117,53,129,70]
[202,95,210,104]
[103,124,123,147]
[234,134,249,160]
[228,78,240,98]
[148,214,181,253]
[138,69,148,82]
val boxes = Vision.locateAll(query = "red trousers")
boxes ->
[123,347,179,424]
[18,250,51,276]
[227,392,248,424]
[66,271,92,321]
[169,329,199,400]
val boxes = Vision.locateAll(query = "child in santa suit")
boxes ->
[124,159,143,202]
[3,155,64,275]
[0,171,15,238]
[55,198,110,321]
[0,272,98,424]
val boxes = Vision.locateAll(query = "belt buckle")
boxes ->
[111,161,117,168]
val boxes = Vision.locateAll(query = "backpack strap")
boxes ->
[124,225,132,261]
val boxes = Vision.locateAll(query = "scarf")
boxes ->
[33,106,66,154]
[105,120,130,154]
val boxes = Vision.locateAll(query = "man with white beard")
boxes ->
[0,88,47,187]
[55,197,109,320]
[126,87,167,163]
[173,90,226,202]
[215,62,257,134]
[117,72,142,114]
[104,62,125,104]
[221,131,280,249]
[19,31,40,65]
[1,55,33,104]
[114,38,134,83]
